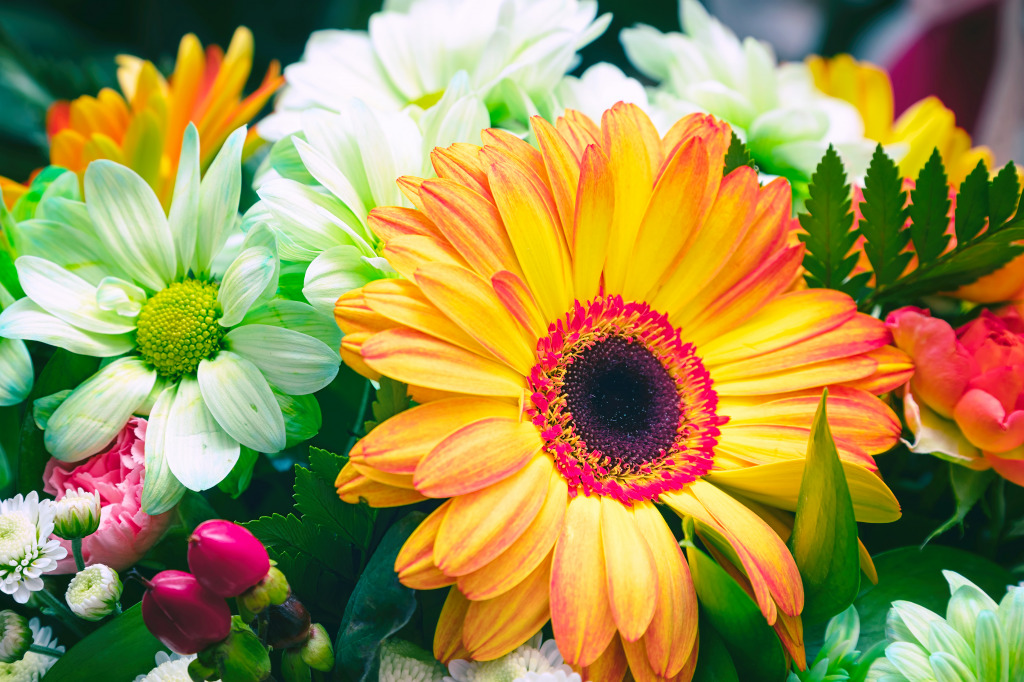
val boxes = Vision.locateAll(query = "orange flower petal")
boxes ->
[601,497,658,641]
[533,115,581,242]
[482,127,549,187]
[556,109,602,161]
[572,144,615,303]
[492,270,548,341]
[462,558,551,660]
[335,462,427,507]
[430,143,491,199]
[434,587,472,663]
[395,502,456,590]
[382,234,471,282]
[368,206,443,241]
[573,635,629,682]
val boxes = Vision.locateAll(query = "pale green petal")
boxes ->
[96,277,147,318]
[33,389,71,429]
[16,256,138,333]
[974,610,1008,682]
[300,107,373,205]
[274,390,322,448]
[0,338,32,406]
[257,178,369,260]
[293,136,368,222]
[163,376,240,491]
[14,219,116,286]
[885,642,934,682]
[302,245,380,315]
[948,584,1000,648]
[196,127,245,274]
[45,357,157,461]
[0,298,136,357]
[929,651,977,682]
[197,351,286,453]
[84,160,175,291]
[927,621,974,667]
[141,384,188,514]
[240,299,341,350]
[226,324,339,395]
[168,123,200,277]
[620,24,678,82]
[218,246,278,327]
[996,587,1024,677]
[891,602,945,650]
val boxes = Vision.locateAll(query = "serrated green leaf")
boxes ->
[723,131,755,176]
[364,377,410,433]
[923,466,995,545]
[859,144,911,287]
[294,449,374,549]
[908,148,952,264]
[989,162,1021,229]
[335,512,423,682]
[42,604,164,682]
[798,146,861,297]
[243,513,352,572]
[686,544,788,682]
[789,390,860,625]
[954,160,990,244]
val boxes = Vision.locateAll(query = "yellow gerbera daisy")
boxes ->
[32,27,281,209]
[334,104,909,681]
[806,54,992,186]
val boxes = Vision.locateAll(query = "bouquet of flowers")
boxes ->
[0,0,1021,680]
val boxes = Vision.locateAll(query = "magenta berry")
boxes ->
[188,520,270,597]
[141,570,231,654]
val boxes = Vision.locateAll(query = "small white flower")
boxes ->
[445,634,583,682]
[379,640,445,682]
[134,651,196,682]
[0,612,30,664]
[52,488,100,540]
[0,618,63,682]
[65,564,122,621]
[0,492,67,604]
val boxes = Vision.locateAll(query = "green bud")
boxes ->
[238,566,290,616]
[52,489,101,540]
[282,648,311,682]
[300,624,334,672]
[188,658,219,682]
[0,611,30,663]
[197,616,272,682]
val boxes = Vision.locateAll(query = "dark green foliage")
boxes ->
[363,377,410,434]
[953,160,990,244]
[859,144,911,287]
[907,149,952,264]
[989,161,1021,229]
[722,131,755,176]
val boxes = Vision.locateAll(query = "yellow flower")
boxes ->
[334,104,907,681]
[43,27,282,208]
[807,54,992,186]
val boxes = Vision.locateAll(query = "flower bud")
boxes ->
[0,610,31,663]
[300,624,334,672]
[188,520,270,597]
[52,488,101,540]
[196,616,272,682]
[238,566,290,617]
[141,570,231,654]
[266,596,311,649]
[65,564,122,621]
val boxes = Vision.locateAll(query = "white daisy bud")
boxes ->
[52,489,100,540]
[0,612,30,664]
[65,564,122,621]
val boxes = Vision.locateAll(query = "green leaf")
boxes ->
[908,148,952,264]
[798,146,863,297]
[42,604,165,682]
[294,448,374,549]
[988,162,1021,229]
[859,144,911,287]
[686,543,787,682]
[722,131,755,176]
[243,513,351,571]
[954,160,990,244]
[0,249,23,301]
[217,447,259,499]
[364,377,410,433]
[692,614,740,682]
[788,390,861,625]
[923,466,995,545]
[335,511,423,682]
[855,545,1013,649]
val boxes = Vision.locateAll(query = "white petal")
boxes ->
[168,124,200,277]
[96,277,147,318]
[84,160,176,291]
[0,338,32,406]
[226,324,339,395]
[239,299,341,350]
[217,246,277,327]
[140,384,187,514]
[257,179,366,260]
[196,127,245,274]
[45,357,157,461]
[14,219,119,286]
[16,256,139,333]
[163,376,240,491]
[0,298,135,357]
[198,351,286,453]
[302,245,380,315]
[33,390,70,430]
[292,136,368,222]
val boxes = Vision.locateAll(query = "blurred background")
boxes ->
[0,0,1021,183]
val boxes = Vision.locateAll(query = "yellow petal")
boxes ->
[601,497,658,641]
[462,559,552,660]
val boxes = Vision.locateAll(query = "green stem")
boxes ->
[36,589,86,638]
[71,538,85,572]
[28,644,63,658]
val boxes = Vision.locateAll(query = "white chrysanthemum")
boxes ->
[250,77,489,314]
[52,488,100,540]
[445,634,583,682]
[258,0,610,140]
[0,124,340,505]
[379,640,446,682]
[134,651,196,682]
[621,0,878,188]
[0,493,66,604]
[0,618,63,682]
[65,564,122,621]
[555,63,650,126]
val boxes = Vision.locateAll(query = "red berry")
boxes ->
[141,570,231,654]
[188,520,270,597]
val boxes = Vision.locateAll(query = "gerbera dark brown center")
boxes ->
[563,336,679,467]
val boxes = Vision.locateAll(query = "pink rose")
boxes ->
[887,306,1024,485]
[43,417,173,573]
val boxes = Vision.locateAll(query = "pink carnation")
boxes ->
[43,417,172,573]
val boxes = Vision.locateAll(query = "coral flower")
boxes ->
[43,27,282,208]
[334,104,907,681]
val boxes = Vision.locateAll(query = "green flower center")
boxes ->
[0,514,35,565]
[67,568,106,602]
[136,280,225,379]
